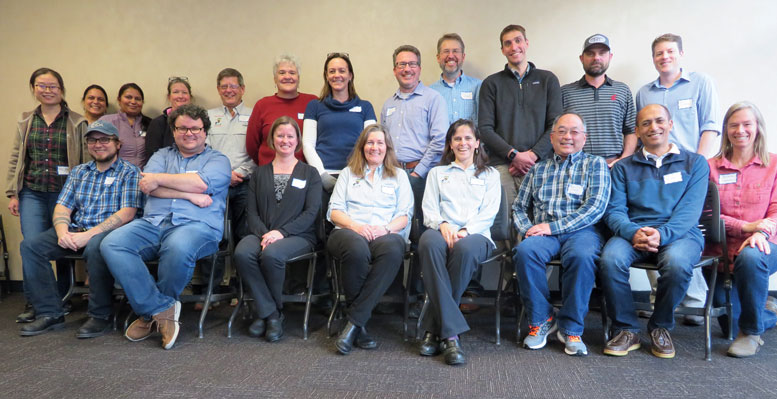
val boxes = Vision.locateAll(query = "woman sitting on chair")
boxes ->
[417,119,500,366]
[234,116,322,342]
[708,101,777,358]
[327,124,413,355]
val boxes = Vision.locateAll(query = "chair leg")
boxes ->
[415,294,430,340]
[403,254,413,341]
[599,290,609,343]
[61,261,76,305]
[725,276,734,341]
[303,255,317,340]
[703,264,719,361]
[227,275,244,339]
[197,255,218,339]
[495,255,505,346]
[326,257,341,337]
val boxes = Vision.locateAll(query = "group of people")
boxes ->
[7,25,776,367]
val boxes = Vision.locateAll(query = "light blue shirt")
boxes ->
[206,102,257,178]
[380,82,449,178]
[422,162,500,246]
[143,145,232,234]
[327,164,414,240]
[635,69,720,152]
[429,73,482,125]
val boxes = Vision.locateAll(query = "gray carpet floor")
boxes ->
[1,292,776,399]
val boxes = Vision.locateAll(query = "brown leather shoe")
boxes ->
[459,292,480,314]
[603,330,641,356]
[125,317,155,342]
[153,301,181,350]
[650,328,675,359]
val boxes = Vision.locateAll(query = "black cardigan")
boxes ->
[246,161,322,246]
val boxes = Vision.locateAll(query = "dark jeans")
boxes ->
[327,228,405,327]
[20,228,114,319]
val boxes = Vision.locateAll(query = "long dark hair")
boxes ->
[319,53,357,101]
[440,119,489,177]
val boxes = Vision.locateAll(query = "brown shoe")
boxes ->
[603,330,641,356]
[650,328,675,359]
[153,301,181,350]
[125,317,155,342]
[459,292,480,314]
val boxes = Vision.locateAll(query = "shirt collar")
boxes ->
[85,157,120,172]
[510,63,531,80]
[438,72,464,88]
[553,150,584,164]
[642,143,680,167]
[394,81,425,99]
[651,68,691,89]
[222,102,245,117]
[577,75,613,88]
[718,154,764,170]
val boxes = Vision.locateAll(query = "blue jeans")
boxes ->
[100,217,220,318]
[21,228,114,319]
[713,244,777,336]
[18,187,71,299]
[599,234,701,333]
[513,226,602,336]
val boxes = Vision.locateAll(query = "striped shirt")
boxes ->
[24,107,69,192]
[513,150,611,236]
[561,76,636,158]
[57,158,143,230]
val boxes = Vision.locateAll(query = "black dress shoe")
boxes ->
[16,303,35,323]
[248,318,266,337]
[265,313,285,342]
[419,332,442,356]
[335,321,359,355]
[442,338,467,365]
[62,300,73,316]
[76,317,112,339]
[20,316,66,337]
[355,326,377,349]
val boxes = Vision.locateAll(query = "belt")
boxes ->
[399,160,420,170]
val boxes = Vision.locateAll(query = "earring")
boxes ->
[474,147,479,155]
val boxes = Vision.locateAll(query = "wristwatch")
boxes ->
[507,149,517,162]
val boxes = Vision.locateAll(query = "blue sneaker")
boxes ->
[523,316,557,350]
[557,331,588,356]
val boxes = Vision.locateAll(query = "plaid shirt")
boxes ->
[513,150,611,236]
[57,158,143,230]
[24,107,70,192]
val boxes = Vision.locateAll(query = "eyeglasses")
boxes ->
[168,76,189,83]
[327,52,350,59]
[395,61,420,69]
[218,84,241,90]
[552,129,585,137]
[174,126,204,134]
[34,84,61,92]
[86,137,115,144]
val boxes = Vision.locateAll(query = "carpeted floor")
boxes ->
[1,292,776,399]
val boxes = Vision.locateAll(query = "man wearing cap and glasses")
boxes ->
[18,120,143,338]
[101,104,231,350]
[561,34,637,168]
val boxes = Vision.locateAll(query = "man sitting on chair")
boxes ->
[512,112,611,356]
[599,103,709,359]
[19,120,142,338]
[101,104,231,350]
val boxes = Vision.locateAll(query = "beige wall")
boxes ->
[1,0,776,281]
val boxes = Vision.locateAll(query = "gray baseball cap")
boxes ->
[583,34,610,52]
[86,120,119,137]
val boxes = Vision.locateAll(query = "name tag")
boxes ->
[567,184,584,195]
[57,166,69,175]
[185,170,199,174]
[238,115,250,122]
[678,99,693,109]
[386,107,396,117]
[460,92,473,100]
[719,173,737,185]
[381,184,395,195]
[664,171,683,184]
[104,177,116,186]
[139,130,146,137]
[470,177,484,186]
[297,113,304,120]
[349,106,362,112]
[291,178,306,189]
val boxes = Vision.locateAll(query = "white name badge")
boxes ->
[349,106,362,112]
[57,166,69,175]
[139,130,146,137]
[381,185,394,195]
[386,107,396,117]
[664,171,683,184]
[470,177,485,186]
[719,173,737,185]
[461,92,473,100]
[678,99,693,109]
[291,178,306,189]
[186,170,199,174]
[567,184,584,195]
[104,177,116,186]
[297,113,304,120]
[238,115,250,122]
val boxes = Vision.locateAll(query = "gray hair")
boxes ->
[552,111,587,133]
[273,54,301,76]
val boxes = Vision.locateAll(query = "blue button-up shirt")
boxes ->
[422,162,500,246]
[635,69,720,152]
[380,82,449,178]
[429,73,482,125]
[143,145,232,233]
[327,164,414,240]
[513,150,611,237]
[57,158,143,230]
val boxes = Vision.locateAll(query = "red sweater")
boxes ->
[246,93,316,165]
